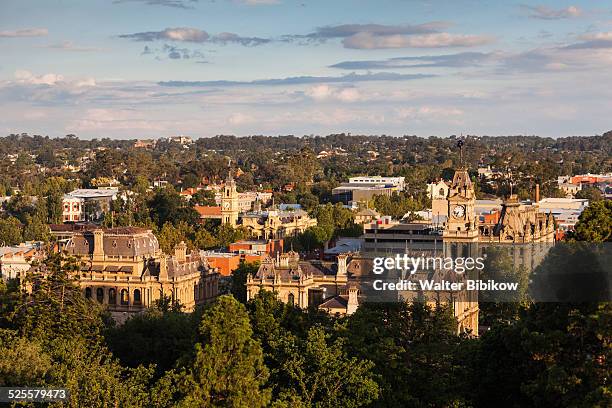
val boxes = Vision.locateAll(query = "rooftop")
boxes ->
[68,189,118,198]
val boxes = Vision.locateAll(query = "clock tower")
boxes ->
[443,167,478,242]
[221,171,239,227]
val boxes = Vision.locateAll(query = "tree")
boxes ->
[297,192,319,213]
[193,226,218,250]
[342,302,472,407]
[475,303,611,408]
[575,186,603,202]
[215,224,247,248]
[47,192,64,224]
[0,252,154,407]
[571,200,612,242]
[156,221,193,254]
[0,216,23,245]
[106,309,197,377]
[190,189,216,206]
[149,186,199,228]
[177,296,271,407]
[182,173,200,189]
[231,261,260,303]
[299,226,331,251]
[22,214,50,242]
[372,192,422,219]
[275,326,379,407]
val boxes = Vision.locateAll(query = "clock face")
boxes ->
[223,202,230,208]
[452,205,465,218]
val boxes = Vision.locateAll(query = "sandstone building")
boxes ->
[221,172,317,239]
[63,227,219,318]
[246,252,358,315]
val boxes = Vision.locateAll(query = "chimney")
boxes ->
[279,253,289,268]
[174,241,187,263]
[337,254,348,276]
[535,183,540,203]
[93,229,104,260]
[159,255,168,280]
[346,286,358,315]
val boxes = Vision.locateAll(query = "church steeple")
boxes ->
[221,168,239,227]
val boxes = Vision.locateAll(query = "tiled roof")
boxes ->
[319,295,349,309]
[194,205,222,216]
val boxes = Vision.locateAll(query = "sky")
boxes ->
[1,0,612,139]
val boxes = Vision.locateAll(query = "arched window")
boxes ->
[96,288,104,303]
[108,289,117,304]
[439,188,445,196]
[85,287,92,299]
[133,289,142,305]
[287,293,295,306]
[120,289,129,305]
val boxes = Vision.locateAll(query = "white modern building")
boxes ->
[64,189,119,222]
[537,198,589,230]
[348,176,405,191]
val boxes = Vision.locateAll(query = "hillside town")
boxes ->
[1,131,610,406]
[1,132,609,317]
[2,0,612,405]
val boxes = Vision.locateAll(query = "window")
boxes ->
[108,288,117,304]
[287,293,295,306]
[85,287,92,299]
[120,289,129,305]
[439,188,445,196]
[96,288,104,303]
[133,289,142,305]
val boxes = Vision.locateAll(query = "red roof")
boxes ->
[194,205,222,217]
[180,187,198,196]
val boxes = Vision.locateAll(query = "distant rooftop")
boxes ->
[68,189,118,198]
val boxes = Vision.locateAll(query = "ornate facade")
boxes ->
[63,227,219,318]
[246,252,357,315]
[221,171,317,239]
[435,166,556,334]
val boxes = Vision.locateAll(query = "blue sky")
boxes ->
[1,0,611,139]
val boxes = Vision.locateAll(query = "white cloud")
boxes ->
[578,31,612,41]
[14,70,64,86]
[42,41,102,52]
[304,85,362,102]
[396,106,464,119]
[228,112,255,125]
[120,27,209,42]
[12,70,96,88]
[165,27,207,42]
[68,108,166,131]
[522,5,582,20]
[0,28,48,38]
[343,32,493,49]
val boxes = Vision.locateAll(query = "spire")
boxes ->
[457,138,465,168]
[226,158,234,182]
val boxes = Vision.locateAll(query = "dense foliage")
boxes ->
[0,133,610,406]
